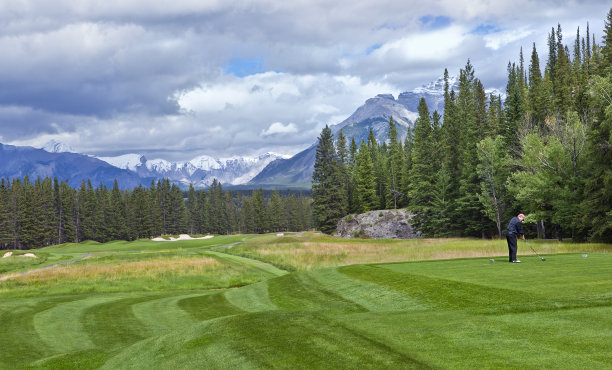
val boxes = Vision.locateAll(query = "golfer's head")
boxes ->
[518,213,525,221]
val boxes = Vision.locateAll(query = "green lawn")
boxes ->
[0,235,610,369]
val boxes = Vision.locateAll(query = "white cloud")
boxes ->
[261,122,298,136]
[1,0,610,161]
[372,25,469,63]
[484,27,534,50]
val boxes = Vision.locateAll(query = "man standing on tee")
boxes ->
[506,213,525,263]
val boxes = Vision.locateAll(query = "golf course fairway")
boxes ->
[0,235,610,369]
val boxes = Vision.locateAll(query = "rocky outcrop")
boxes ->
[335,209,419,239]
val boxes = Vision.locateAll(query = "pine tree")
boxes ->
[106,179,128,240]
[8,179,22,248]
[0,179,10,248]
[527,43,551,129]
[252,188,268,233]
[131,185,153,238]
[187,184,199,234]
[554,34,573,114]
[347,137,359,213]
[355,140,378,212]
[408,97,435,232]
[312,125,348,234]
[57,180,76,243]
[504,62,526,151]
[400,126,413,204]
[38,177,56,246]
[223,190,237,234]
[600,8,612,73]
[18,175,38,248]
[366,127,386,208]
[269,189,284,232]
[149,180,163,236]
[456,61,487,236]
[386,117,403,209]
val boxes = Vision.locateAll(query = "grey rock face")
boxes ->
[335,209,420,239]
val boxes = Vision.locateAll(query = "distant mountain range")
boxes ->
[0,143,148,189]
[1,76,503,190]
[94,152,287,189]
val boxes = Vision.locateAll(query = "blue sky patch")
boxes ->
[471,24,499,35]
[419,15,452,30]
[366,43,382,55]
[224,57,265,77]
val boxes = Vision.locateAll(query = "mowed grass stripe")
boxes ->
[0,297,77,366]
[131,292,204,335]
[109,312,425,369]
[384,253,612,298]
[335,305,612,369]
[339,264,539,310]
[308,267,427,312]
[178,292,247,321]
[266,272,366,312]
[82,294,160,349]
[101,319,257,370]
[224,280,278,313]
[33,295,122,353]
[191,311,428,369]
[204,250,288,277]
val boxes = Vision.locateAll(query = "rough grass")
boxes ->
[12,256,221,282]
[223,232,610,270]
[0,233,610,369]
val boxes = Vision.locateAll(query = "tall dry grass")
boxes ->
[238,235,611,270]
[13,256,220,283]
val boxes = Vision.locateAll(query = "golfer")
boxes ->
[506,213,525,263]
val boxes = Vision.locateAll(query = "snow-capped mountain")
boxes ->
[95,152,288,188]
[251,75,502,188]
[1,143,147,190]
[43,140,76,153]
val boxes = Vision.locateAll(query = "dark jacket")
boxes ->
[506,217,524,236]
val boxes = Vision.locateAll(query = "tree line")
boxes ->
[0,177,312,250]
[313,11,612,242]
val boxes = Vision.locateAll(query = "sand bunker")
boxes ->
[2,251,36,258]
[151,234,214,242]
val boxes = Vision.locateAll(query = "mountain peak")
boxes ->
[42,140,75,153]
[411,75,459,95]
[97,153,146,171]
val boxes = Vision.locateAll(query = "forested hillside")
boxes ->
[313,11,612,242]
[0,177,312,250]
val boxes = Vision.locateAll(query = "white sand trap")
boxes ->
[21,253,37,258]
[152,234,214,242]
[2,251,13,258]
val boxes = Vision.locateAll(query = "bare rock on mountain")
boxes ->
[335,209,419,239]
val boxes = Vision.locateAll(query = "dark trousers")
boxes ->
[506,234,517,262]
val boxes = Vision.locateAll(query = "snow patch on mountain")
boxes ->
[94,151,288,188]
[189,155,222,172]
[97,154,146,171]
[412,75,459,95]
[146,158,174,173]
[42,140,75,153]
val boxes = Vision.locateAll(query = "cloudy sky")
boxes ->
[1,1,609,161]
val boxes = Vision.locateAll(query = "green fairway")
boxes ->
[0,236,610,369]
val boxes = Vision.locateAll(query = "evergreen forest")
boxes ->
[313,11,612,242]
[0,177,312,250]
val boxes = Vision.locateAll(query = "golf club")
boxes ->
[526,240,546,261]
